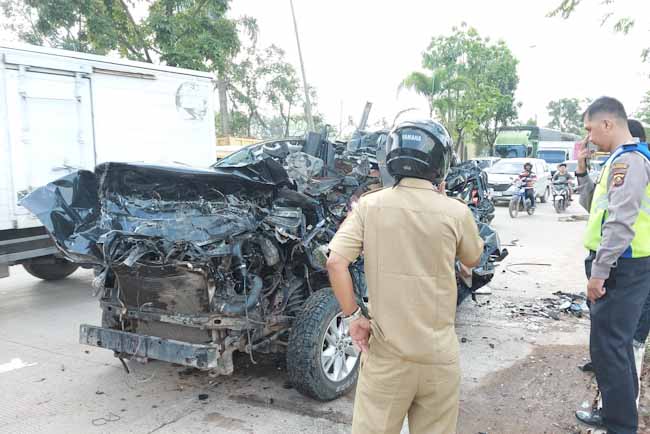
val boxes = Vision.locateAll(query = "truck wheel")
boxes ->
[23,257,78,281]
[287,288,360,401]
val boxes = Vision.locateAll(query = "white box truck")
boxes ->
[1,43,216,280]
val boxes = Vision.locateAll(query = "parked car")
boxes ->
[487,158,551,204]
[471,157,501,170]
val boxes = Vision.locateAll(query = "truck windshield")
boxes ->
[494,145,527,158]
[537,150,566,164]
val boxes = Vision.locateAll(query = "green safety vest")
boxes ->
[584,143,650,258]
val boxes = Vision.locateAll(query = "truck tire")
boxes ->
[23,258,78,281]
[287,288,360,401]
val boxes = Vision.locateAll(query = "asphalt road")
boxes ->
[0,201,593,433]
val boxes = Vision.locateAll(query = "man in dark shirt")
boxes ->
[553,163,574,201]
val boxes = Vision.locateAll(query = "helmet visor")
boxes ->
[386,128,438,156]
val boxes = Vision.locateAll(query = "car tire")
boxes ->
[23,257,79,281]
[287,288,360,401]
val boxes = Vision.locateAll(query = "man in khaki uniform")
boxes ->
[327,119,484,434]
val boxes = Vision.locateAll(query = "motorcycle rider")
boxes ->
[517,162,537,209]
[553,163,574,201]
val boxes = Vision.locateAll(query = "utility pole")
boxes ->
[289,0,314,131]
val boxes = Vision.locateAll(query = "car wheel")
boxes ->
[287,288,360,401]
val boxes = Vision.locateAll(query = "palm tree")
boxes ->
[398,71,438,118]
[399,69,457,126]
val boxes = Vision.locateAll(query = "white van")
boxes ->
[0,43,216,279]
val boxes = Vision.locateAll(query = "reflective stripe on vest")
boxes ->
[584,143,650,258]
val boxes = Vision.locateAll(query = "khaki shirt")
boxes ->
[328,177,484,364]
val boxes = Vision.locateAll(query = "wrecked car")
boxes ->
[21,131,506,401]
[445,160,496,224]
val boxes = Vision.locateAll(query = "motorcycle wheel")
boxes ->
[554,197,562,213]
[509,197,520,218]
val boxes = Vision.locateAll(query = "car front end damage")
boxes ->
[21,133,506,400]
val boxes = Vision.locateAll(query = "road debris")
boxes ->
[559,214,589,222]
[91,412,121,426]
[505,263,552,275]
[508,291,588,321]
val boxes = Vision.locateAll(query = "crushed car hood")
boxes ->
[20,160,289,265]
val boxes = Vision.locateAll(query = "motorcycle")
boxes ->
[552,181,571,213]
[508,181,535,218]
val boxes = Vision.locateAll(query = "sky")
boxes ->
[229,0,650,134]
[1,0,648,136]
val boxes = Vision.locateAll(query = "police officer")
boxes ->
[574,97,650,434]
[326,119,483,433]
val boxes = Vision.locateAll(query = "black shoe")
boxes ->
[575,409,604,428]
[579,361,594,372]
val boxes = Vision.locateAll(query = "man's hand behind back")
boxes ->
[350,316,371,353]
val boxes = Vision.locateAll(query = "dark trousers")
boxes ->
[525,188,535,208]
[634,290,650,343]
[586,254,650,434]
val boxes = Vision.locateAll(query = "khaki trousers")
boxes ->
[351,343,460,434]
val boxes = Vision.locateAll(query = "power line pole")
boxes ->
[289,0,314,131]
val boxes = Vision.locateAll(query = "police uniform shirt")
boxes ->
[578,149,650,278]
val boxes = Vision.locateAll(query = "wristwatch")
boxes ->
[343,307,363,327]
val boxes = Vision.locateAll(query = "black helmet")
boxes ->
[385,119,453,184]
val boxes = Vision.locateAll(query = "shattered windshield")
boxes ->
[213,144,263,167]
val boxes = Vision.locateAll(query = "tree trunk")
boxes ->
[247,110,253,137]
[217,74,231,136]
[285,103,292,137]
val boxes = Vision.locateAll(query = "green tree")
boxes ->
[524,117,538,126]
[546,98,585,135]
[262,45,301,137]
[0,0,153,60]
[401,24,520,158]
[636,91,650,125]
[549,0,650,63]
[1,0,244,134]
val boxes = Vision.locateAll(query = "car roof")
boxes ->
[494,158,545,163]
